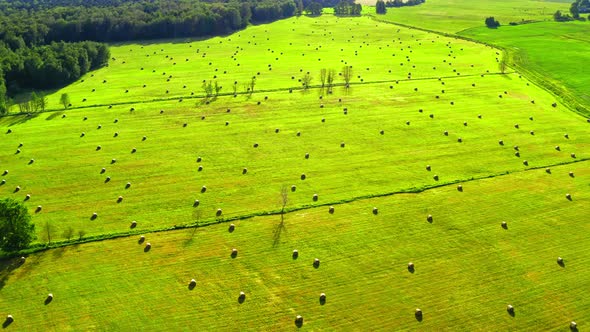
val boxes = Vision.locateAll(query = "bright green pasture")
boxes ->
[1,72,588,241]
[1,162,588,330]
[463,21,590,116]
[374,0,568,34]
[43,14,501,110]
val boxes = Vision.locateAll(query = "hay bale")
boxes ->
[295,315,303,326]
[566,193,572,200]
[2,170,8,176]
[14,186,20,192]
[228,224,235,232]
[0,179,5,185]
[571,321,577,330]
[457,185,463,192]
[305,153,309,159]
[523,160,528,166]
[131,148,136,153]
[463,122,468,126]
[198,165,203,172]
[313,258,320,267]
[253,143,259,148]
[28,159,35,164]
[139,235,145,243]
[380,130,384,135]
[457,137,462,143]
[242,168,247,174]
[557,256,564,265]
[297,131,301,136]
[329,206,334,214]
[555,146,561,151]
[569,171,575,177]
[189,279,197,287]
[515,152,520,157]
[197,157,202,162]
[530,131,534,135]
[571,153,576,158]
[408,262,415,271]
[20,256,26,264]
[91,212,98,220]
[564,134,569,139]
[292,249,299,259]
[216,208,223,216]
[433,175,439,181]
[111,159,116,164]
[80,132,85,137]
[142,136,147,141]
[301,174,306,180]
[514,124,519,129]
[231,248,238,257]
[36,205,42,213]
[313,194,318,201]
[275,128,280,133]
[130,220,137,228]
[5,315,13,323]
[501,221,507,229]
[97,125,102,129]
[444,131,449,136]
[320,293,326,301]
[25,194,30,200]
[546,168,551,174]
[126,182,131,189]
[291,185,296,192]
[341,142,345,148]
[96,145,102,151]
[145,242,151,249]
[427,214,433,222]
[478,114,482,119]
[114,132,119,137]
[415,308,423,319]
[507,305,514,314]
[426,165,432,171]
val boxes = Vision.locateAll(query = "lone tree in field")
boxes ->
[0,198,36,252]
[302,73,312,90]
[376,0,387,14]
[485,17,500,28]
[320,68,327,88]
[327,69,336,93]
[342,65,353,88]
[60,93,70,109]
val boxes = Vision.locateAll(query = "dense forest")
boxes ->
[2,0,357,114]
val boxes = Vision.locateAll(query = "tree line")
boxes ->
[554,0,590,21]
[376,0,425,14]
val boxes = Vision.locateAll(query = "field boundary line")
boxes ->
[4,157,588,259]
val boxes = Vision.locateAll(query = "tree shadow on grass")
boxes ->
[0,112,40,127]
[272,214,287,248]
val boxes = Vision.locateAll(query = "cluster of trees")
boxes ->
[554,0,590,21]
[376,1,387,14]
[334,1,362,16]
[0,198,35,253]
[485,16,500,28]
[301,66,353,91]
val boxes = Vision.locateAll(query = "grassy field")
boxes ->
[42,15,501,110]
[1,9,589,332]
[463,21,590,117]
[1,162,588,330]
[373,0,568,34]
[1,72,588,240]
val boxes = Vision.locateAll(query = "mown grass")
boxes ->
[1,71,588,241]
[0,163,588,330]
[42,14,500,110]
[373,0,568,34]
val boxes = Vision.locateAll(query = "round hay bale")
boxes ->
[444,131,449,136]
[320,293,326,301]
[329,206,334,214]
[97,125,102,129]
[406,121,411,125]
[515,152,520,157]
[380,130,384,135]
[340,142,345,148]
[321,118,325,123]
[275,128,280,133]
[242,168,247,174]
[91,212,98,220]
[297,131,301,137]
[142,136,147,141]
[229,224,235,232]
[292,249,299,259]
[301,174,306,180]
[457,137,463,143]
[117,196,123,203]
[571,153,576,158]
[198,165,203,172]
[565,193,571,200]
[291,185,296,192]
[20,256,26,264]
[478,114,482,119]
[126,182,131,189]
[557,256,564,264]
[29,159,35,164]
[373,207,378,215]
[569,171,575,177]
[131,148,137,153]
[25,194,31,200]
[139,235,145,243]
[530,131,534,135]
[35,205,42,213]
[231,248,238,257]
[313,194,318,201]
[463,122,468,126]
[571,321,577,330]
[501,221,507,229]
[313,258,320,267]
[253,143,259,148]
[193,200,200,207]
[6,315,13,323]
[196,157,202,162]
[145,242,151,249]
[295,315,303,326]
[2,170,7,175]
[305,153,309,159]
[546,168,551,174]
[216,208,222,216]
[239,291,246,301]
[523,160,528,166]
[507,305,514,314]
[131,221,137,228]
[564,134,569,139]
[111,159,116,164]
[415,308,423,319]
[555,146,561,151]
[433,175,439,181]
[96,145,102,151]
[457,185,463,192]
[80,132,85,137]
[0,179,5,185]
[408,262,414,270]
[426,165,431,171]
[189,279,197,287]
[14,186,20,192]
[105,176,111,183]
[427,214,433,222]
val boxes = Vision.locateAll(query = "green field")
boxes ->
[463,21,590,117]
[1,163,588,330]
[1,8,589,332]
[374,0,568,34]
